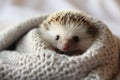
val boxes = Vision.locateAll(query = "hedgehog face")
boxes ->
[39,10,97,54]
[40,23,94,53]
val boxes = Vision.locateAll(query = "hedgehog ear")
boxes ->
[42,23,49,30]
[87,26,98,37]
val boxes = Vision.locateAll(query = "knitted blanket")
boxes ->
[0,13,120,80]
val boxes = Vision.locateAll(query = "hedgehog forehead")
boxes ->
[48,23,88,38]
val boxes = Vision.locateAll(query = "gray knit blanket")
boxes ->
[0,13,120,80]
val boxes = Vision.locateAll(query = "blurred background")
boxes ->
[0,0,120,35]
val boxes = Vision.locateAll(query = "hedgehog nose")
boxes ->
[62,44,69,50]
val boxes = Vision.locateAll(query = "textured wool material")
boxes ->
[0,13,120,80]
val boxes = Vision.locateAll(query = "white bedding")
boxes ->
[0,0,120,35]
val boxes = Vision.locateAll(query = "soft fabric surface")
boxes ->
[1,0,120,35]
[0,13,120,80]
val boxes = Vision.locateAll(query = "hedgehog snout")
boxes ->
[62,43,69,50]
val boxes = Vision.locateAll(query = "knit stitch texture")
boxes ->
[0,12,120,80]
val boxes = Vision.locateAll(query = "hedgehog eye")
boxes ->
[56,35,60,40]
[73,36,79,42]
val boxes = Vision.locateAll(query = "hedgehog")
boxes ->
[38,10,98,56]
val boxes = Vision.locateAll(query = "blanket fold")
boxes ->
[0,14,120,80]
